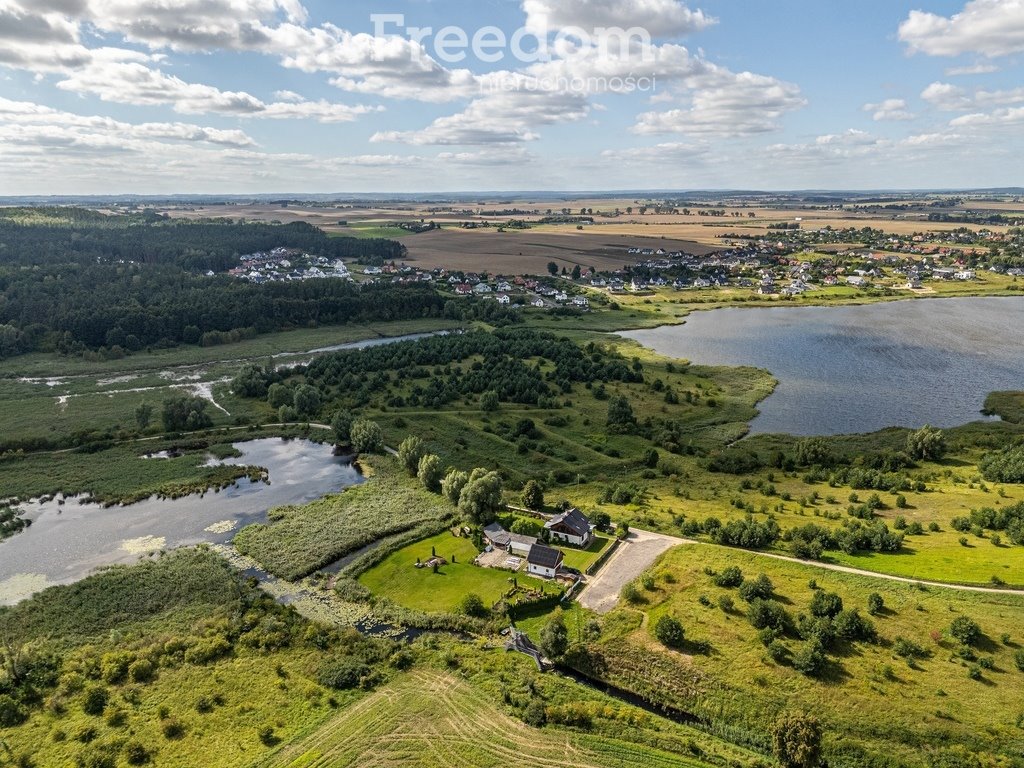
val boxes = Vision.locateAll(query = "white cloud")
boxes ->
[863,98,915,121]
[633,70,805,137]
[0,96,258,150]
[945,62,1000,75]
[950,105,1024,127]
[899,0,1024,57]
[55,61,379,122]
[522,0,715,38]
[922,81,1024,111]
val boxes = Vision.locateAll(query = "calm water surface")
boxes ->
[0,438,362,603]
[621,297,1024,436]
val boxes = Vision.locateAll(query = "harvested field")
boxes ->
[398,228,718,273]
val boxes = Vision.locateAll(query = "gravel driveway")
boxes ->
[577,529,692,614]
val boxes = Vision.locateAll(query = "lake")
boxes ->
[620,297,1024,436]
[0,438,362,604]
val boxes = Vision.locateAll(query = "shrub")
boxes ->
[950,616,982,646]
[258,725,280,746]
[350,419,384,454]
[523,699,547,727]
[539,613,569,660]
[748,599,789,633]
[768,640,789,664]
[184,636,231,665]
[718,595,735,613]
[738,574,775,602]
[0,694,28,727]
[161,718,185,739]
[317,657,370,690]
[792,641,827,677]
[128,659,154,684]
[397,436,425,476]
[867,592,884,615]
[123,741,151,765]
[713,566,745,588]
[460,593,489,618]
[772,711,822,768]
[809,591,844,619]
[654,615,685,648]
[1014,648,1024,672]
[834,610,876,642]
[82,685,109,716]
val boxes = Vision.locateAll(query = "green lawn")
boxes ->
[358,531,549,613]
[560,533,614,571]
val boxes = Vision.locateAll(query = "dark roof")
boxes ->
[527,544,564,569]
[545,507,592,537]
[483,522,511,548]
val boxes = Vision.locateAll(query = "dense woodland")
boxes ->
[0,209,423,358]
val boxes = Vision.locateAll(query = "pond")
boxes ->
[0,438,363,604]
[620,296,1024,436]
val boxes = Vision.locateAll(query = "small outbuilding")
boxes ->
[526,544,564,578]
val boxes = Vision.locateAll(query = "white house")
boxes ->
[544,508,594,548]
[496,294,511,305]
[572,295,589,307]
[526,544,564,578]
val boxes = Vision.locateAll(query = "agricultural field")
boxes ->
[574,542,1024,768]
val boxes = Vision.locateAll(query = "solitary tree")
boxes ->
[331,409,354,444]
[539,612,569,659]
[398,436,426,476]
[521,480,544,511]
[772,712,823,768]
[134,402,154,431]
[293,384,321,417]
[418,454,444,492]
[458,469,503,525]
[547,261,559,276]
[907,425,947,461]
[607,396,637,434]
[441,469,470,505]
[654,615,685,647]
[349,419,384,454]
[480,390,499,412]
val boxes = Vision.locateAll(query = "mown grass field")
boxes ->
[234,456,455,580]
[581,542,1024,768]
[260,668,716,768]
[357,531,548,613]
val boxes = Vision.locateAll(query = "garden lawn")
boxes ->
[560,533,614,571]
[358,531,549,613]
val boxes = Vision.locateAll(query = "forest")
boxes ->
[0,209,420,357]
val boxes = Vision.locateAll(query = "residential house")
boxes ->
[496,294,512,305]
[545,508,594,548]
[571,295,589,307]
[527,544,564,578]
[454,283,473,296]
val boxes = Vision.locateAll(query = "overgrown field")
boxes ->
[570,543,1024,768]
[0,438,258,505]
[260,668,720,768]
[0,549,402,768]
[234,456,455,580]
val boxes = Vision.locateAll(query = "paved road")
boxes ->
[578,529,692,614]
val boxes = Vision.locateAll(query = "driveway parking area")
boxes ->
[577,529,691,614]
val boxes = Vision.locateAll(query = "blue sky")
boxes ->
[0,0,1022,193]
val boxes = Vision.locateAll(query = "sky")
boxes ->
[0,0,1022,194]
